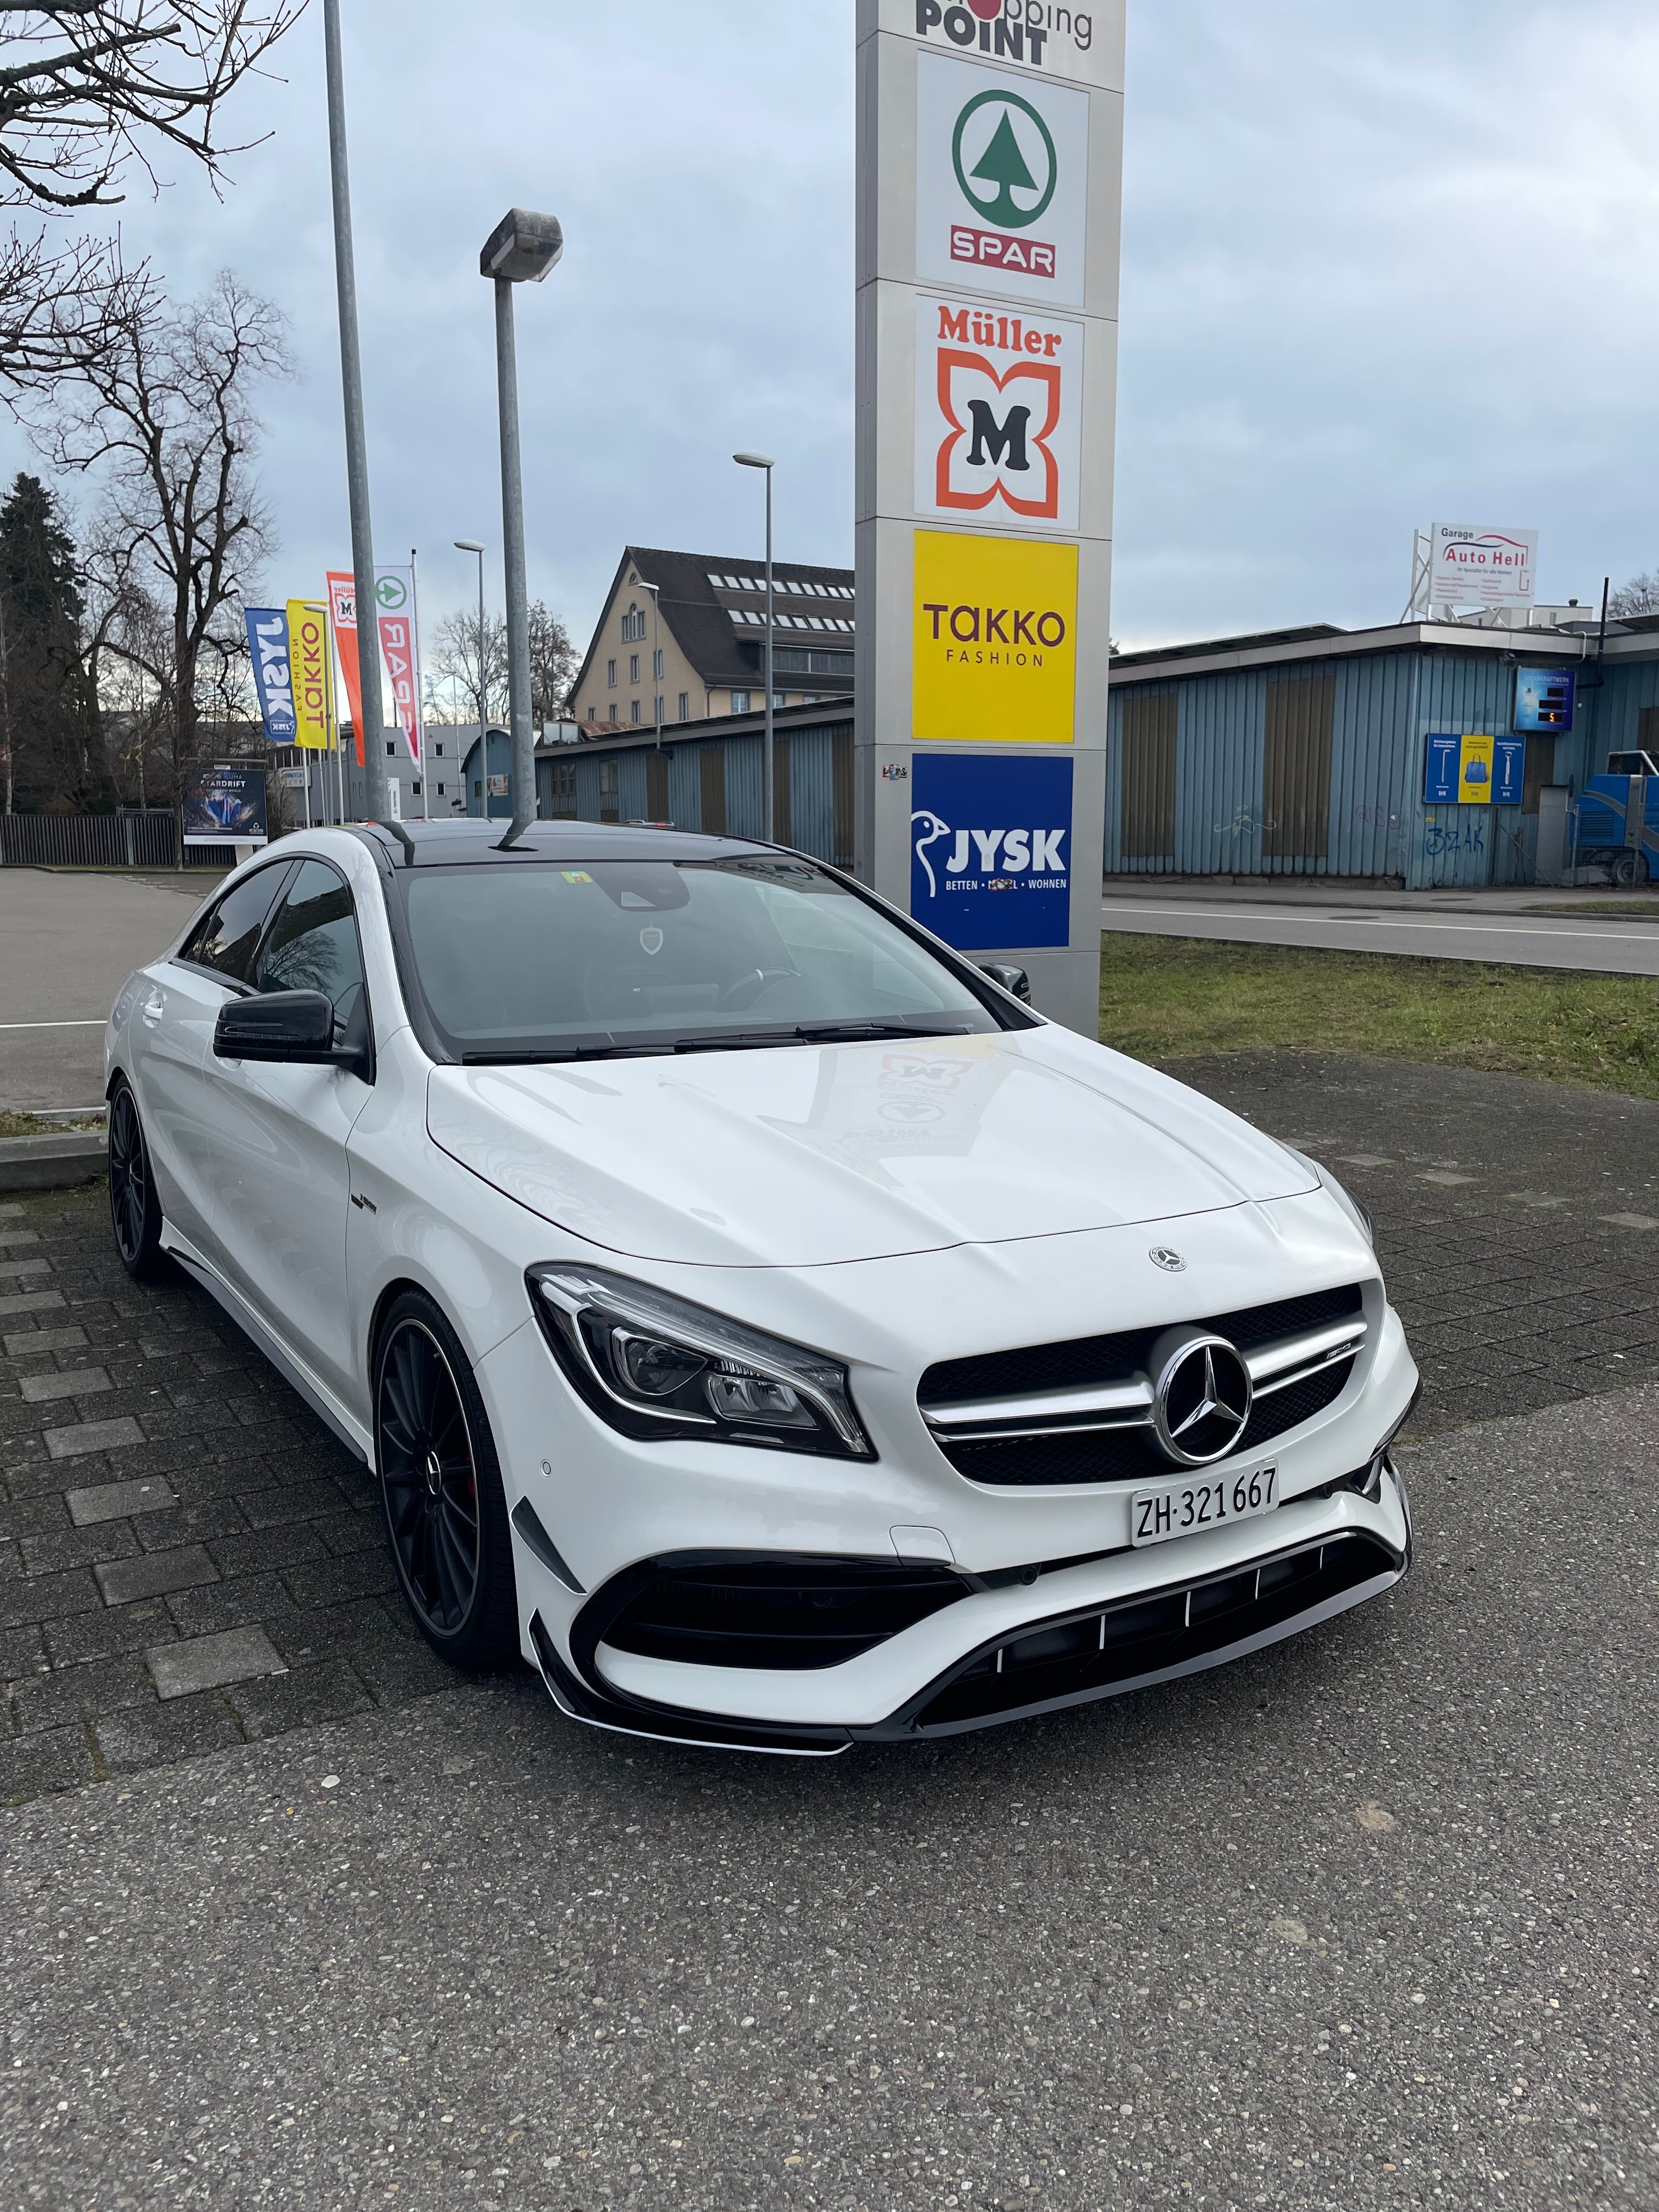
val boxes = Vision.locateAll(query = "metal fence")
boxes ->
[0,810,181,868]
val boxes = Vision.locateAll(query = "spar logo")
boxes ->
[911,807,1068,899]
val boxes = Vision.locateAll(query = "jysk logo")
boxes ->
[910,751,1071,950]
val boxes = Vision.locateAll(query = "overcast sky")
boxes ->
[5,0,1657,651]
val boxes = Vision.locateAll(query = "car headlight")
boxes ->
[526,1263,874,1459]
[1283,1145,1373,1245]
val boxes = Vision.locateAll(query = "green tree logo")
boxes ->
[951,90,1057,232]
[375,573,409,610]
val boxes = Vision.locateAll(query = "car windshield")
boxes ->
[402,855,1002,1060]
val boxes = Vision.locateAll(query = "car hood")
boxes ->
[426,1030,1319,1268]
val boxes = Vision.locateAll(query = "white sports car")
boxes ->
[104,821,1417,1754]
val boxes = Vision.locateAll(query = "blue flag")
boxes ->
[244,607,298,744]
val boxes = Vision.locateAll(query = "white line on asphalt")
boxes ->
[0,1019,107,1029]
[1099,905,1659,945]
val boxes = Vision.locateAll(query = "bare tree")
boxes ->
[428,604,507,727]
[527,598,578,724]
[0,3,303,391]
[1610,572,1659,620]
[41,268,290,800]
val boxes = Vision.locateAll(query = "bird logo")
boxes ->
[911,808,952,900]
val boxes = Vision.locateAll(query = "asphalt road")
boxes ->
[1100,895,1659,977]
[0,869,212,1113]
[3,1385,1655,2212]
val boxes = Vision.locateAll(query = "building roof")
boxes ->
[568,545,855,713]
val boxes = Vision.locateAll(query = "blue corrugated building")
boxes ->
[1104,613,1659,888]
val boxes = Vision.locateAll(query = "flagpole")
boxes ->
[410,545,428,819]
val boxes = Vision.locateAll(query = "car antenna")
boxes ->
[374,817,417,864]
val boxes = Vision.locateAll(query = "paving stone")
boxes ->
[228,1656,373,1739]
[0,1258,50,1281]
[312,1508,384,1559]
[146,1624,286,1702]
[20,1521,142,1576]
[43,1415,145,1459]
[0,1622,47,1679]
[0,1722,97,1804]
[42,1599,177,1668]
[283,1550,398,1608]
[0,1493,70,1543]
[348,1636,460,1708]
[64,1475,179,1526]
[16,1367,112,1404]
[0,1203,22,1219]
[0,1567,101,1629]
[94,1544,219,1607]
[1599,1213,1659,1231]
[0,1290,66,1318]
[125,1496,247,1550]
[92,1689,243,1774]
[3,1327,88,1356]
[163,1571,295,1640]
[9,1654,156,1733]
[237,1477,364,1528]
[0,1230,42,1250]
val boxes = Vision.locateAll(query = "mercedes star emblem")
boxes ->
[1149,1329,1254,1467]
[1148,1246,1186,1273]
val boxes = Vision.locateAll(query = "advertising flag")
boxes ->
[243,608,297,744]
[286,599,334,750]
[374,565,421,764]
[325,570,366,764]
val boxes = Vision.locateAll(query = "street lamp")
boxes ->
[480,206,563,840]
[733,452,776,843]
[454,539,487,816]
[638,579,662,751]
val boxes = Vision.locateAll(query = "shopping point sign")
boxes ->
[916,47,1090,304]
[906,1,1113,91]
[912,529,1078,743]
[915,294,1083,526]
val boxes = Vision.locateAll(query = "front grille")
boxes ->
[902,1533,1397,1733]
[600,1560,965,1671]
[921,1284,1365,1489]
[919,1285,1362,1406]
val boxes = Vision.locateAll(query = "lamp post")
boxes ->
[454,538,487,815]
[639,579,663,749]
[321,0,388,827]
[733,452,775,843]
[479,208,563,840]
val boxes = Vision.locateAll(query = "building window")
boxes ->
[653,647,663,681]
[587,705,596,722]
[731,691,751,714]
[608,703,617,721]
[628,653,639,684]
[678,692,689,721]
[620,605,646,642]
[436,783,446,796]
[473,780,481,797]
[434,741,444,757]
[631,699,641,723]
[412,780,421,796]
[386,740,397,756]
[606,658,616,686]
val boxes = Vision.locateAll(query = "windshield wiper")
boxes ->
[461,1019,980,1067]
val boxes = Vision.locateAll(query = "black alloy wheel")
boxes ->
[374,1290,517,1669]
[107,1079,166,1280]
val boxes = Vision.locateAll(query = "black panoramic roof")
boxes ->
[349,819,778,867]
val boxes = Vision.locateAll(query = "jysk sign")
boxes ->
[911,752,1071,947]
[856,0,1122,1029]
[1424,733,1525,808]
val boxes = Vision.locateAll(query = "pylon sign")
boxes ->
[855,0,1125,1036]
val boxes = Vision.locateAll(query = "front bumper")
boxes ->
[518,1460,1410,1754]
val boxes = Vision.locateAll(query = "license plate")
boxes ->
[1130,1464,1278,1548]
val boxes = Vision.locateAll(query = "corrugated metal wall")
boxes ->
[559,715,854,865]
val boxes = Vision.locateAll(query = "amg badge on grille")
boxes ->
[1148,1246,1186,1273]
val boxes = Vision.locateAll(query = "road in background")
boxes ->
[0,869,217,1112]
[1102,881,1659,976]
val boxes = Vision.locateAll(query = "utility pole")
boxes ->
[322,0,388,825]
[733,453,776,842]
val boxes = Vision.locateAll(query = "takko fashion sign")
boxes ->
[911,530,1078,744]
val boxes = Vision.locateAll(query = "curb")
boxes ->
[0,1132,107,1193]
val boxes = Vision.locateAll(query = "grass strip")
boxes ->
[1099,934,1659,1099]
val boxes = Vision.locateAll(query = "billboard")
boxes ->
[1514,665,1576,733]
[910,751,1072,949]
[1430,524,1538,609]
[243,608,297,745]
[1424,733,1525,808]
[182,763,268,845]
[912,530,1077,744]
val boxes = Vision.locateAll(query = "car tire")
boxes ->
[373,1289,518,1672]
[107,1077,168,1282]
[1611,851,1642,889]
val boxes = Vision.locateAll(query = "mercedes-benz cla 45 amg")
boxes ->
[104,821,1416,1753]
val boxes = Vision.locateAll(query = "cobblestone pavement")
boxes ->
[4,1052,1657,1809]
[0,1188,454,1809]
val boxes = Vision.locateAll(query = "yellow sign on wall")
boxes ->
[1458,731,1494,804]
[912,530,1077,745]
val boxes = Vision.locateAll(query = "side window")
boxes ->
[181,865,291,984]
[256,859,366,1037]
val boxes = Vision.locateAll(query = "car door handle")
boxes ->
[141,991,165,1028]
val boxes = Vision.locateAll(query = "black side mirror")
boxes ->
[979,962,1031,1003]
[215,990,335,1063]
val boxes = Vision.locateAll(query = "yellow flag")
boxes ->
[287,599,334,751]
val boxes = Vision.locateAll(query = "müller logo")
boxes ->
[915,1,1094,69]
